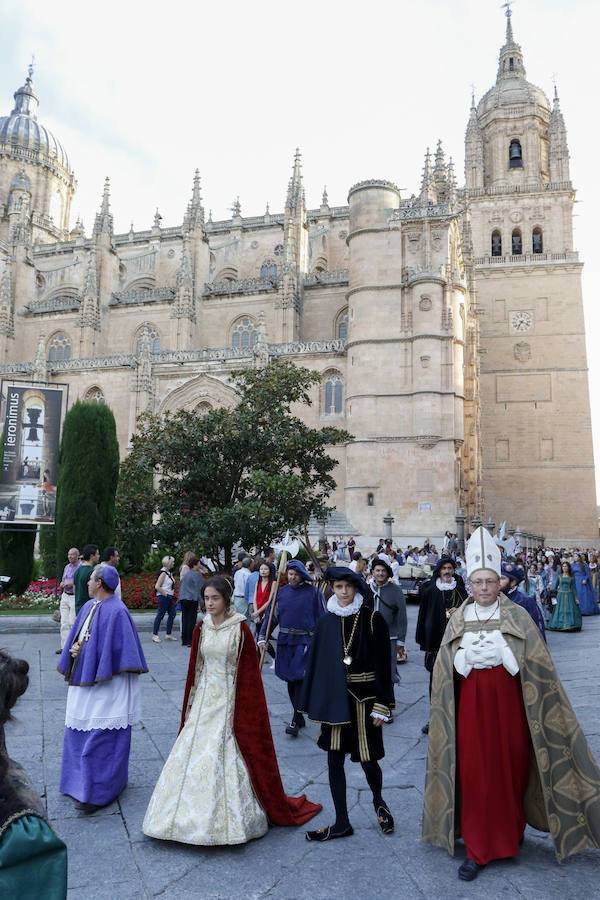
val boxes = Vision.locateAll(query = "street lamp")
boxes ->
[383,511,394,543]
[455,508,466,554]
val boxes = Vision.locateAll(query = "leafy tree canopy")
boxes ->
[119,362,351,568]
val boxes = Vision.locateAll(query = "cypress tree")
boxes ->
[39,524,58,579]
[0,432,36,595]
[55,401,120,567]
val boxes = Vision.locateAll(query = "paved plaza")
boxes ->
[3,607,600,900]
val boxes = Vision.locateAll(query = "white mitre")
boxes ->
[466,526,502,578]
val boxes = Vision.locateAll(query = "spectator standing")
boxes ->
[233,557,252,617]
[179,556,205,647]
[57,547,80,653]
[101,547,121,598]
[74,545,99,614]
[152,556,176,643]
[371,558,408,678]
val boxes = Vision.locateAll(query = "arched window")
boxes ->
[259,259,277,282]
[215,267,238,283]
[135,323,160,354]
[47,332,72,362]
[532,227,543,254]
[509,139,523,169]
[335,309,348,341]
[323,371,344,416]
[84,386,105,403]
[231,317,257,352]
[491,230,502,257]
[511,229,523,256]
[195,400,212,417]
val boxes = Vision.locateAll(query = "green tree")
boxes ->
[55,401,120,567]
[0,432,36,594]
[120,361,351,570]
[39,523,58,579]
[114,455,154,572]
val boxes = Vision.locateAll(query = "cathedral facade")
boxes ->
[0,14,596,547]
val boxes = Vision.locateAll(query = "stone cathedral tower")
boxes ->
[468,10,597,543]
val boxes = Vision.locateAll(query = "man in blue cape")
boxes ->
[259,559,325,737]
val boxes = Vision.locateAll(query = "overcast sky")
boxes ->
[1,0,599,495]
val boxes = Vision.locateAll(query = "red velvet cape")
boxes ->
[180,620,321,827]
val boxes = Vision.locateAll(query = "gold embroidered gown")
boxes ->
[142,612,268,845]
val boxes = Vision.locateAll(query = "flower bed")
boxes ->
[0,590,60,611]
[120,572,160,609]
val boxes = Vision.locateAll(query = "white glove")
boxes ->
[464,636,502,669]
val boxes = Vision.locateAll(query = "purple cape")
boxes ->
[57,595,148,686]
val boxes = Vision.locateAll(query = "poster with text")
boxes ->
[0,383,66,524]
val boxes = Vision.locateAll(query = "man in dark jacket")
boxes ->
[370,558,407,685]
[415,556,468,734]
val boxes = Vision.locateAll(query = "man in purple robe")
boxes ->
[500,566,546,640]
[57,564,148,812]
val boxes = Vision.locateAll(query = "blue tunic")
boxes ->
[571,562,600,616]
[508,587,546,640]
[261,582,325,682]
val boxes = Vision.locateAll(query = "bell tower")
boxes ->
[467,9,597,544]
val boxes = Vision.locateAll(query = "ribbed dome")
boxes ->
[478,77,549,117]
[0,70,70,171]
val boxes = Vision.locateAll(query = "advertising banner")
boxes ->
[0,382,66,525]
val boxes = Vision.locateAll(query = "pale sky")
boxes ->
[1,0,599,494]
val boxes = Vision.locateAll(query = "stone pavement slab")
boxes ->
[2,608,600,899]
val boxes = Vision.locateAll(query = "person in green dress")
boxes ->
[547,562,582,633]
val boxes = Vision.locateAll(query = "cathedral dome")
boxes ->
[0,69,70,171]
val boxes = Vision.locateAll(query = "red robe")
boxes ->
[180,620,321,827]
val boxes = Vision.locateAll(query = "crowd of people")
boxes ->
[4,525,600,896]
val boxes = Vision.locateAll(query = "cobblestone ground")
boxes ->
[2,608,600,899]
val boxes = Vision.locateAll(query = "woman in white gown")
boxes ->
[143,576,320,846]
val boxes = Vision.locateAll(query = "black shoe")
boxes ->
[74,800,101,814]
[305,825,354,842]
[458,859,484,881]
[285,723,299,737]
[375,803,394,834]
[296,713,306,729]
[421,722,430,735]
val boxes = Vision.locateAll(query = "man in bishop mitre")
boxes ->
[423,526,600,882]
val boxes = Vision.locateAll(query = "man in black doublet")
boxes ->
[415,556,467,733]
[299,567,395,842]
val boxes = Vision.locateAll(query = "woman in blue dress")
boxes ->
[589,553,600,604]
[548,562,582,632]
[572,554,599,616]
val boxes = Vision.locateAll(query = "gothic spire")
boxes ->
[433,139,447,189]
[286,147,304,212]
[171,235,195,322]
[497,4,526,81]
[549,79,570,182]
[93,177,113,237]
[419,147,436,203]
[231,196,242,219]
[79,245,100,330]
[188,169,204,229]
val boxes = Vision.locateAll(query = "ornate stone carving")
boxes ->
[514,341,531,362]
[203,277,278,297]
[110,287,175,306]
[419,295,432,312]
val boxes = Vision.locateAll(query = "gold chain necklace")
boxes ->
[341,609,361,666]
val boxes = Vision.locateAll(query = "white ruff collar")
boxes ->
[436,577,457,592]
[327,593,364,617]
